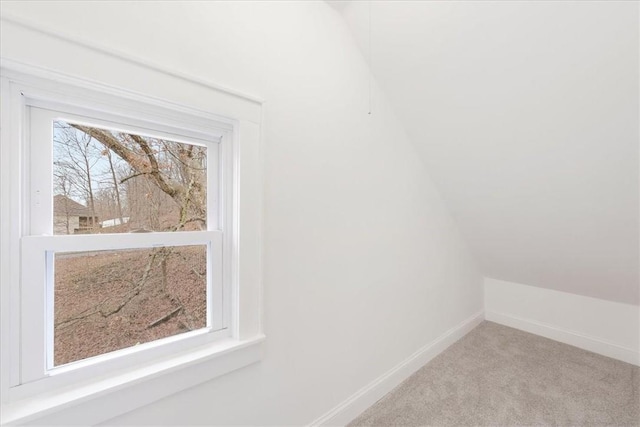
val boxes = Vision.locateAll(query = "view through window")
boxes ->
[52,121,209,366]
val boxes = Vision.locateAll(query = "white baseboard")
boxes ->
[308,311,484,427]
[484,278,640,367]
[486,311,640,366]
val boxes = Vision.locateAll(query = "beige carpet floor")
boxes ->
[349,321,639,426]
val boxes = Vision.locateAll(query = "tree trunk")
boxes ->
[106,149,124,224]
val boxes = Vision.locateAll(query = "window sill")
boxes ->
[1,334,265,426]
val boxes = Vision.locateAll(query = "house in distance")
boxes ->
[53,194,99,235]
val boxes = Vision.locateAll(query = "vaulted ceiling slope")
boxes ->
[338,1,639,305]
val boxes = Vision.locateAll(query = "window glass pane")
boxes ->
[53,245,207,366]
[52,120,207,234]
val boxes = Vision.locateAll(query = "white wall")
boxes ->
[0,1,483,425]
[485,278,640,366]
[340,1,640,305]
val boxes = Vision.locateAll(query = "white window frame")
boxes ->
[24,100,228,381]
[0,61,264,425]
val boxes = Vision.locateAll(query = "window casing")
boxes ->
[16,94,232,389]
[1,62,262,420]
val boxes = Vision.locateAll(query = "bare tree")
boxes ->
[105,148,125,224]
[53,170,73,234]
[71,126,207,230]
[54,124,102,229]
[53,123,209,363]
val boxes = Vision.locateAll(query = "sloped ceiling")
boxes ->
[338,1,639,304]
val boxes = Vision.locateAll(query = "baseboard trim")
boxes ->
[308,311,484,427]
[486,311,640,366]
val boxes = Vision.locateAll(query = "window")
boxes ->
[20,94,229,384]
[1,60,263,425]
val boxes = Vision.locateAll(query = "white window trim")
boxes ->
[0,60,264,426]
[23,103,227,386]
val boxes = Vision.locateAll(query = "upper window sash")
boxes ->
[27,106,223,236]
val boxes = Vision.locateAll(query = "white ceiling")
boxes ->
[338,1,639,304]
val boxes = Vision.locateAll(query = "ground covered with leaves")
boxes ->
[54,245,207,366]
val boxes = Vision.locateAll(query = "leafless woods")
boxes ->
[52,122,209,365]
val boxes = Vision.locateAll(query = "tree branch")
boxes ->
[120,171,151,184]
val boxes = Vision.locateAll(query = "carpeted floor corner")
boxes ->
[349,321,640,426]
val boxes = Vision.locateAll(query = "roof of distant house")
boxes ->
[53,195,95,217]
